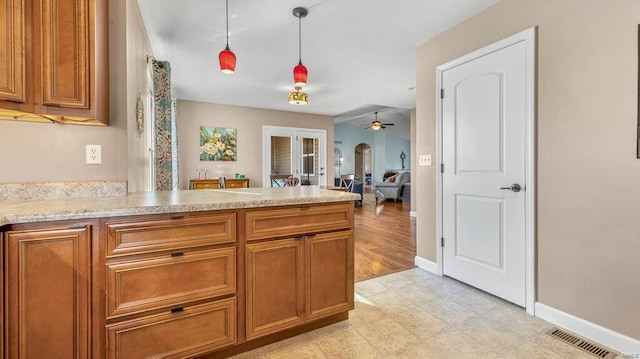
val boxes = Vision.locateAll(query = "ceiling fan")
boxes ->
[364,111,394,130]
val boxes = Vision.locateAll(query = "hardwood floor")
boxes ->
[353,198,416,282]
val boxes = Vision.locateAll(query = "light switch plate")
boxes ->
[419,154,432,166]
[86,145,102,164]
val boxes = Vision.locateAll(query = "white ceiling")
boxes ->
[137,0,499,138]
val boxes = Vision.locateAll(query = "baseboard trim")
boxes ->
[414,256,439,275]
[409,211,417,218]
[535,302,640,354]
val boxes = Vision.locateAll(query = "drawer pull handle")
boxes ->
[171,252,184,257]
[170,215,185,220]
[68,224,88,229]
[171,307,184,313]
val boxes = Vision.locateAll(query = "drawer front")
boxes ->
[192,181,218,189]
[245,203,353,241]
[226,179,249,188]
[105,213,236,257]
[106,248,236,319]
[107,298,236,359]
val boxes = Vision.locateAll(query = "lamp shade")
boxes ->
[219,46,236,74]
[293,62,308,86]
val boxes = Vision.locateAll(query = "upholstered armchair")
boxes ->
[374,171,410,202]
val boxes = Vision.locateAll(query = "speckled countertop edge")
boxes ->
[0,187,361,226]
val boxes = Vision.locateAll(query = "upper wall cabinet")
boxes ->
[0,0,108,126]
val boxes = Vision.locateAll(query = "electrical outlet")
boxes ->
[419,154,432,166]
[86,145,102,164]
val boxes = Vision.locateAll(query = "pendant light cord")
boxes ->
[225,0,230,48]
[298,15,302,63]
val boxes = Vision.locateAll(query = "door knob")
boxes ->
[500,184,522,192]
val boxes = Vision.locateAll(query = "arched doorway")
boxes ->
[354,143,372,188]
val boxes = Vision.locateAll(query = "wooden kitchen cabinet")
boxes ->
[244,203,354,340]
[0,0,108,125]
[4,225,92,359]
[0,198,355,358]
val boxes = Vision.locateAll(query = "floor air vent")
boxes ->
[546,328,616,359]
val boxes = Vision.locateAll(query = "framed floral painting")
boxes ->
[200,126,237,161]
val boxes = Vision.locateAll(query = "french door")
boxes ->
[262,126,326,187]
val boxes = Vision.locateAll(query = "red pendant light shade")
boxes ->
[293,61,307,86]
[219,45,236,74]
[219,0,235,74]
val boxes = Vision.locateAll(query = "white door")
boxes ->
[441,40,528,306]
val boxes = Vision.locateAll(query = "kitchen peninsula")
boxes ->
[0,187,359,358]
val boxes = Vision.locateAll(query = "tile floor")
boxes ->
[231,268,620,358]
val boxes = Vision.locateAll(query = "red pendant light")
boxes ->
[293,61,307,87]
[292,7,308,86]
[219,0,236,74]
[219,45,236,74]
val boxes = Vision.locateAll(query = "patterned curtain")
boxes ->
[171,98,179,190]
[152,61,175,190]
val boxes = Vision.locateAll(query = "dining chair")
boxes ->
[339,174,356,192]
[285,176,299,186]
[270,174,291,187]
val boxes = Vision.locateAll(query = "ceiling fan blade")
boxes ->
[383,123,394,126]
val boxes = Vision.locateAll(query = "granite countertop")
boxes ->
[0,187,360,226]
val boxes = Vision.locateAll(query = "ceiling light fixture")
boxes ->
[218,0,236,74]
[288,86,308,105]
[371,112,382,130]
[367,111,395,130]
[288,7,308,105]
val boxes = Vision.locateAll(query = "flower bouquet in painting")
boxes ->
[200,126,237,161]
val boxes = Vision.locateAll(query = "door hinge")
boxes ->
[440,163,444,173]
[440,89,444,99]
[441,237,445,247]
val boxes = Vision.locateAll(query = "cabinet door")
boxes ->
[39,0,89,109]
[306,231,355,321]
[35,0,108,124]
[5,225,91,359]
[0,0,25,103]
[245,238,304,339]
